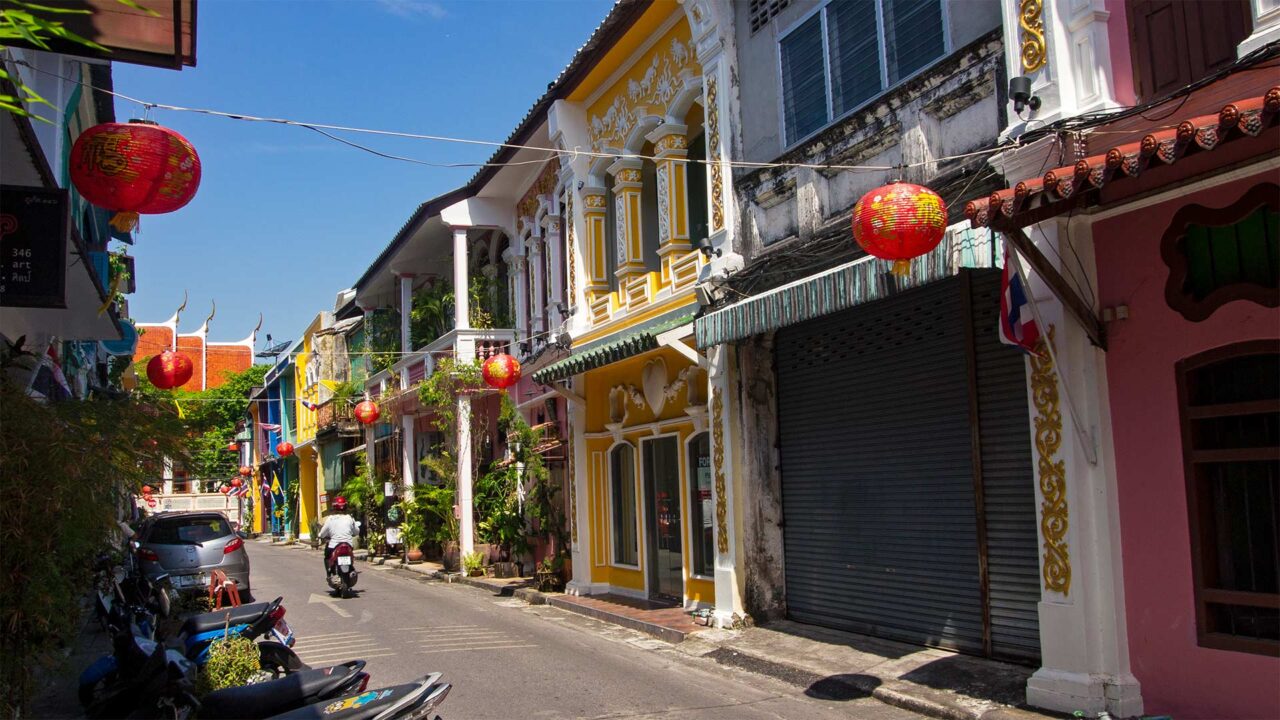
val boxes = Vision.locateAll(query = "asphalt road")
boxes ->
[246,541,921,720]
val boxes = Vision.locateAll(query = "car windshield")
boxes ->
[148,516,231,544]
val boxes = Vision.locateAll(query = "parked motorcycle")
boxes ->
[263,672,450,720]
[326,542,359,598]
[176,596,296,665]
[79,627,197,718]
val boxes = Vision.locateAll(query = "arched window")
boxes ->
[640,141,661,272]
[610,443,638,565]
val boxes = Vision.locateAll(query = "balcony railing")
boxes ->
[367,328,518,394]
[316,398,360,436]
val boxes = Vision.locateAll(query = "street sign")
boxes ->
[0,185,68,309]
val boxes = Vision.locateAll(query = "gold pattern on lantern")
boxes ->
[712,390,728,554]
[1019,0,1047,73]
[1031,327,1070,594]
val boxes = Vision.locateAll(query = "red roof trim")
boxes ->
[967,87,1280,229]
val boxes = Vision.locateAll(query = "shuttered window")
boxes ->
[780,0,946,146]
[780,14,828,146]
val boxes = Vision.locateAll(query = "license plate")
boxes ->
[273,618,293,645]
[337,556,353,567]
[174,573,207,588]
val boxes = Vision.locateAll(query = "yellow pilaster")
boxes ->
[582,190,612,325]
[611,160,648,310]
[648,125,700,292]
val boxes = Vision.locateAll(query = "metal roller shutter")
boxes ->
[776,276,986,654]
[775,270,1040,662]
[968,271,1043,662]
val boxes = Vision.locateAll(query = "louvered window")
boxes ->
[780,0,946,146]
[611,444,638,566]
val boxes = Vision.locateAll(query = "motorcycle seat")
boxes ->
[179,601,271,637]
[266,676,440,720]
[199,661,365,719]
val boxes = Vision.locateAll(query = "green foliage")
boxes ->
[411,357,487,545]
[133,363,269,479]
[197,633,260,695]
[461,551,485,577]
[339,453,383,552]
[329,379,362,406]
[396,502,427,554]
[475,465,529,561]
[409,281,452,349]
[498,394,569,561]
[365,308,401,373]
[0,383,187,716]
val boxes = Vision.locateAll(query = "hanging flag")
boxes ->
[259,423,282,431]
[999,244,1042,356]
[300,399,319,412]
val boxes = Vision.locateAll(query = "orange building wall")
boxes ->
[136,325,174,360]
[205,345,253,388]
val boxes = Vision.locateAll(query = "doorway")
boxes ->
[642,435,683,601]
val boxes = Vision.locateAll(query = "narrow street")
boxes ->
[247,541,921,720]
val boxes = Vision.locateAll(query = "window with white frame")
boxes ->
[781,0,946,146]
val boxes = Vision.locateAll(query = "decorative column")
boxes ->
[1017,221,1142,717]
[401,415,416,499]
[507,249,529,343]
[696,34,737,267]
[581,188,610,324]
[545,213,565,330]
[646,123,697,291]
[451,225,476,557]
[707,343,745,625]
[609,159,647,308]
[529,234,546,338]
[565,393,591,595]
[396,273,414,389]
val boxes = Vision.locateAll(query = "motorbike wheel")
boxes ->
[257,642,308,679]
[339,578,353,599]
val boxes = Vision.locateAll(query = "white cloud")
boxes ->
[375,0,448,19]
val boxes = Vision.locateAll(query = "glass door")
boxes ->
[643,436,683,601]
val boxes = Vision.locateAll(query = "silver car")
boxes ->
[137,511,250,598]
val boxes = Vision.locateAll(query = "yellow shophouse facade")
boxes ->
[530,0,746,623]
[292,315,324,541]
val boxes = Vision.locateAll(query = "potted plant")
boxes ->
[308,518,321,549]
[398,506,427,564]
[535,554,565,592]
[461,550,485,577]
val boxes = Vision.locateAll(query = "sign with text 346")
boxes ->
[0,186,68,309]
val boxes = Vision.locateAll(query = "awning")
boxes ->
[337,443,367,458]
[532,307,697,384]
[695,226,995,348]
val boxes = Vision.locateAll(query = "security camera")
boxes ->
[1009,76,1041,113]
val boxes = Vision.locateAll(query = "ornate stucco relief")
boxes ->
[588,36,696,152]
[711,390,728,554]
[1019,0,1047,73]
[706,75,724,232]
[1031,328,1070,594]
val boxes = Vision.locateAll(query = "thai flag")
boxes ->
[300,399,319,412]
[999,246,1042,355]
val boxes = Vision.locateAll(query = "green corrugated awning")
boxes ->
[694,227,996,348]
[532,308,696,384]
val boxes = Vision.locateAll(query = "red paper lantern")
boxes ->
[142,485,153,495]
[227,441,238,452]
[481,353,522,391]
[219,485,230,495]
[69,121,201,232]
[851,182,948,277]
[145,350,194,390]
[231,477,243,488]
[276,442,294,457]
[239,466,252,477]
[353,400,380,425]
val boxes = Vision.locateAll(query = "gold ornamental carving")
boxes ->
[712,391,728,554]
[1019,0,1047,73]
[706,75,724,232]
[1031,328,1070,594]
[583,193,606,209]
[616,168,642,184]
[566,193,577,299]
[518,159,560,222]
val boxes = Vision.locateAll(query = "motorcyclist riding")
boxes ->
[318,497,358,575]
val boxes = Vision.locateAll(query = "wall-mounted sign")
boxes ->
[1,185,68,309]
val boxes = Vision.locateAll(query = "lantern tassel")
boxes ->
[109,211,139,232]
[890,259,912,278]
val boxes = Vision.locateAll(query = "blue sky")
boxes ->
[114,0,613,348]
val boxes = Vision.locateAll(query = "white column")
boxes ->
[401,414,416,501]
[163,456,174,495]
[565,395,590,595]
[1019,220,1142,718]
[363,423,376,477]
[452,227,470,331]
[397,273,414,389]
[707,344,745,625]
[529,235,546,340]
[457,396,474,557]
[508,251,529,344]
[547,215,565,329]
